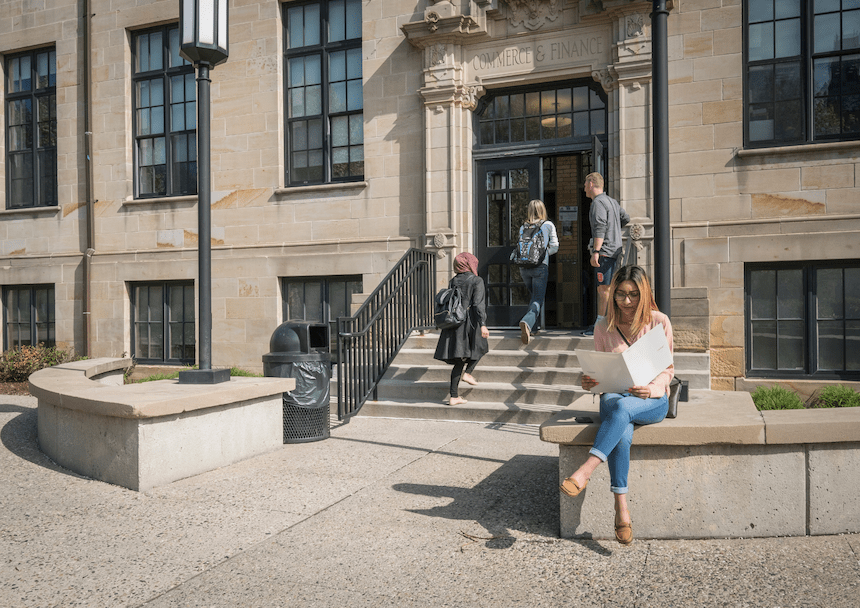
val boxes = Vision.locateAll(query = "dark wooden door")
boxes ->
[475,157,541,327]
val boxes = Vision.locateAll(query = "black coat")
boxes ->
[434,272,489,363]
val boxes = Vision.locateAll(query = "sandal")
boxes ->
[559,477,587,497]
[614,520,633,545]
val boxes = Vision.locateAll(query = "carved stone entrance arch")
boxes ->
[401,0,666,279]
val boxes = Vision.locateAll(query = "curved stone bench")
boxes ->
[540,390,860,540]
[30,358,295,492]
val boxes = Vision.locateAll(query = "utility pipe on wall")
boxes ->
[82,0,96,356]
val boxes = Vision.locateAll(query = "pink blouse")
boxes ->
[593,310,675,397]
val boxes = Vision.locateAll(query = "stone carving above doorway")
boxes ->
[503,0,560,31]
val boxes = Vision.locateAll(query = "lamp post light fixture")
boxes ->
[178,0,230,385]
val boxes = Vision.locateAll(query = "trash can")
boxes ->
[263,321,331,443]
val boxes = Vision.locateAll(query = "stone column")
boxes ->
[401,1,491,285]
[593,9,655,277]
[420,44,483,284]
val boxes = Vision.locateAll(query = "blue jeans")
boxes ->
[519,264,548,331]
[589,392,669,494]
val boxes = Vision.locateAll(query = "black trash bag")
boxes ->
[283,360,330,409]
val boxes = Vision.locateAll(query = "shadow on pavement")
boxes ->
[0,401,87,480]
[393,454,611,557]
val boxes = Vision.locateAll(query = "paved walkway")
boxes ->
[1,394,858,607]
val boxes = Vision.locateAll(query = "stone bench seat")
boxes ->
[539,391,860,540]
[30,358,296,492]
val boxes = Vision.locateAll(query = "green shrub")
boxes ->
[0,344,78,382]
[751,385,804,411]
[810,385,860,409]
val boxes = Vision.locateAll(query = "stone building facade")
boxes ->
[1,0,858,389]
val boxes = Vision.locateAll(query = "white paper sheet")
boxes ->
[575,324,673,394]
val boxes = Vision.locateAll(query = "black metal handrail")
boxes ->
[336,248,436,420]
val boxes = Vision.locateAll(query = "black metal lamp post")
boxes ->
[178,0,230,384]
[651,0,671,315]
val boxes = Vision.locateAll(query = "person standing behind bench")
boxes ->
[582,172,629,336]
[560,265,674,545]
[434,252,490,406]
[517,199,559,345]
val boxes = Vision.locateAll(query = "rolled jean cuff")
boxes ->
[611,485,628,494]
[589,447,607,462]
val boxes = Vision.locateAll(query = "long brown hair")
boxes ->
[605,266,659,335]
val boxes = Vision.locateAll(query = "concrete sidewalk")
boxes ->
[1,394,858,607]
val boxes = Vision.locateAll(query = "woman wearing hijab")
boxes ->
[434,252,490,405]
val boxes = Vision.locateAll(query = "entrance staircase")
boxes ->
[356,330,711,425]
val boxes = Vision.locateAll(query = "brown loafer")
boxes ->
[615,521,633,545]
[520,321,530,345]
[559,477,587,497]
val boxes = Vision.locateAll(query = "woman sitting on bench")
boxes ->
[560,265,674,545]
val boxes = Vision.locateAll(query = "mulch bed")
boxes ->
[0,382,31,396]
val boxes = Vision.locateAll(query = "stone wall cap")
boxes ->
[30,359,296,419]
[762,408,860,444]
[540,390,765,446]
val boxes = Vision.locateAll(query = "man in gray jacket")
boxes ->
[582,172,629,336]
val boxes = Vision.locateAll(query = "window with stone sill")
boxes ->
[132,26,197,199]
[4,48,57,209]
[745,261,860,379]
[745,0,860,148]
[283,0,364,186]
[3,285,55,350]
[131,281,195,364]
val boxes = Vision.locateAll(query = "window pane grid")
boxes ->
[748,263,860,377]
[476,82,606,147]
[5,49,57,209]
[747,0,860,146]
[4,285,55,349]
[133,26,196,198]
[133,282,195,363]
[285,1,363,186]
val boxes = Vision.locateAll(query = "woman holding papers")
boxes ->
[560,265,674,545]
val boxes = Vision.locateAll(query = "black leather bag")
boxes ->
[667,377,681,419]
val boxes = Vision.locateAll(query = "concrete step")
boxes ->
[392,348,584,368]
[357,398,573,425]
[405,330,597,352]
[384,363,583,386]
[375,378,585,407]
[392,347,710,372]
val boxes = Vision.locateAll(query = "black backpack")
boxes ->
[512,220,547,268]
[434,282,468,330]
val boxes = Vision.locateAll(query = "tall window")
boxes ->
[132,282,195,364]
[133,26,197,198]
[4,48,57,209]
[282,276,362,352]
[283,0,364,186]
[746,262,860,378]
[745,0,860,147]
[3,285,54,349]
